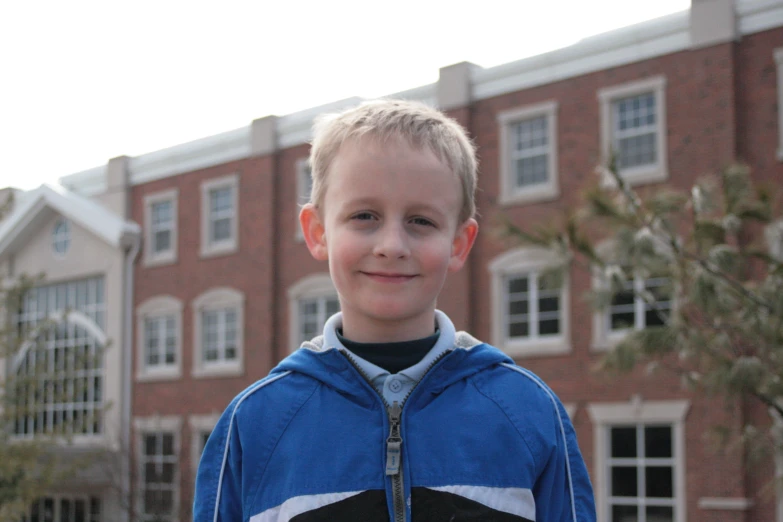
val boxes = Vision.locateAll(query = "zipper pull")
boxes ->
[385,401,402,475]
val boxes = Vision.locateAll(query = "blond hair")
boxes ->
[309,99,477,223]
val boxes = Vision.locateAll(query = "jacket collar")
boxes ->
[274,311,512,409]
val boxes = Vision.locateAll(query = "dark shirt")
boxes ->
[336,329,440,375]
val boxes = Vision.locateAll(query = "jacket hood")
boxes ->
[273,311,514,405]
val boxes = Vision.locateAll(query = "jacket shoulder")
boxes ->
[472,360,565,463]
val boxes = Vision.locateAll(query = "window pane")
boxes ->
[152,201,171,225]
[61,499,72,522]
[645,426,672,458]
[509,300,528,315]
[618,132,656,169]
[508,277,528,295]
[145,462,159,482]
[612,505,638,522]
[611,427,637,458]
[508,321,529,338]
[538,296,559,313]
[611,311,635,331]
[326,298,340,317]
[74,500,85,522]
[210,187,231,213]
[538,318,560,336]
[212,217,232,242]
[646,466,674,498]
[515,155,548,187]
[154,230,171,252]
[611,466,638,497]
[162,434,174,455]
[646,506,674,522]
[144,434,156,456]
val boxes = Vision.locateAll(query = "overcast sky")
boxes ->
[0,0,690,190]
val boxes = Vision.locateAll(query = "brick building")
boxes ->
[42,0,783,520]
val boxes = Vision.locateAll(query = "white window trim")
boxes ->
[295,158,311,241]
[497,100,559,205]
[188,413,220,484]
[134,415,182,522]
[587,398,690,522]
[52,217,71,257]
[288,273,338,352]
[767,219,783,262]
[200,173,239,258]
[598,75,668,185]
[192,287,245,378]
[136,295,183,381]
[144,188,178,267]
[489,247,571,358]
[776,47,783,161]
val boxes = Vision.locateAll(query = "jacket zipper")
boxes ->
[341,349,451,522]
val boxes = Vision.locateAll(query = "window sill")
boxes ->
[601,164,668,188]
[143,251,177,268]
[498,183,559,206]
[200,241,239,259]
[136,367,183,382]
[502,338,571,358]
[192,362,243,379]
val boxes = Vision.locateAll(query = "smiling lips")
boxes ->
[361,271,417,283]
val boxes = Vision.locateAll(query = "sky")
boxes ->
[0,0,690,191]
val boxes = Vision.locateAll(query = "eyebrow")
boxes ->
[340,198,449,218]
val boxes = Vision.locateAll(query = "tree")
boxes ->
[0,190,110,522]
[499,159,783,456]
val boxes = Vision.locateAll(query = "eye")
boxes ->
[351,212,376,221]
[410,217,435,227]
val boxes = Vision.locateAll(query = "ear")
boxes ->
[448,218,478,272]
[299,203,329,261]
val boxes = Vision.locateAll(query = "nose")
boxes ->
[373,222,410,259]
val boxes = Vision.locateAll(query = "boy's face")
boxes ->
[300,136,478,342]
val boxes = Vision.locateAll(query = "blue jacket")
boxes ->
[194,315,595,522]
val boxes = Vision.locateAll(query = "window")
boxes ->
[590,236,675,350]
[767,219,783,262]
[587,399,689,522]
[288,274,340,352]
[298,295,340,345]
[200,174,239,257]
[497,101,559,204]
[192,288,244,378]
[189,413,219,484]
[489,247,570,357]
[295,158,313,240]
[22,495,101,522]
[144,189,178,266]
[136,296,183,381]
[135,416,181,522]
[599,76,668,185]
[12,277,105,438]
[52,218,70,255]
[607,275,671,331]
[776,47,783,161]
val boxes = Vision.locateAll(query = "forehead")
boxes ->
[325,136,462,211]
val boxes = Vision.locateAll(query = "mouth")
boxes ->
[361,272,417,283]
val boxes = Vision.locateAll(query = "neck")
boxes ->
[340,310,437,343]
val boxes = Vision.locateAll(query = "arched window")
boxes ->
[11,277,106,438]
[288,274,339,352]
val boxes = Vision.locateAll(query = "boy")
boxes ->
[194,99,595,521]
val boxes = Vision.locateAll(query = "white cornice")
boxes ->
[57,0,783,195]
[473,10,689,101]
[738,0,783,34]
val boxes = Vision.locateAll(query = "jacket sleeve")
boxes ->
[193,402,244,522]
[534,396,596,522]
